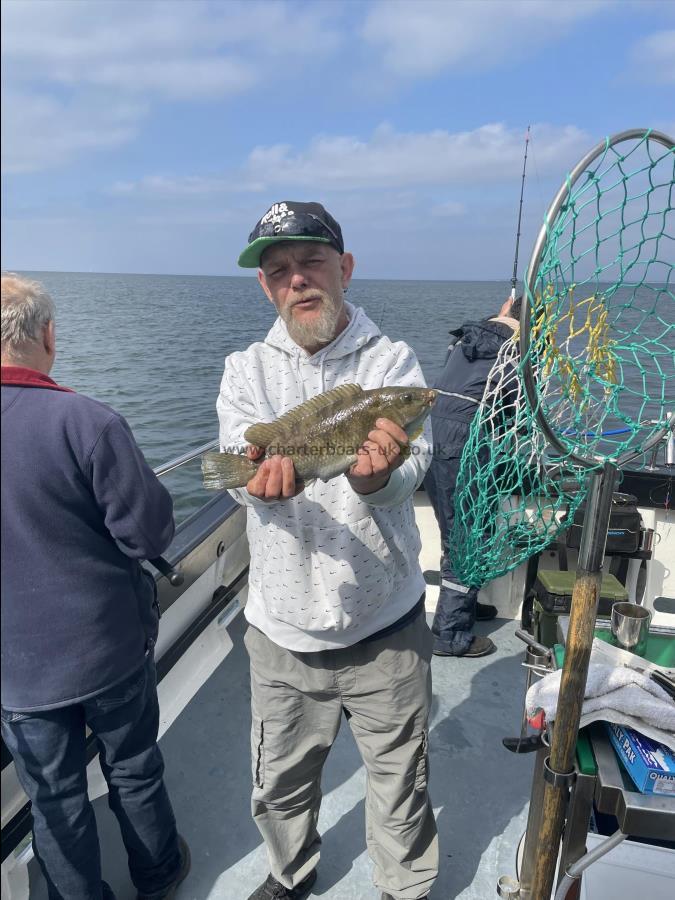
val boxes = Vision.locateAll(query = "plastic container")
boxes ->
[534,570,628,616]
[579,832,675,899]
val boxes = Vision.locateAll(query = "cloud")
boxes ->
[1,90,144,174]
[1,0,342,172]
[109,122,590,198]
[2,215,76,228]
[135,210,240,227]
[628,30,675,84]
[2,2,255,102]
[189,124,579,192]
[431,201,465,218]
[2,0,340,99]
[361,0,610,76]
[73,57,256,100]
[109,175,231,197]
[241,122,589,191]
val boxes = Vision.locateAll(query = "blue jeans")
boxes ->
[1,656,181,900]
[424,455,478,654]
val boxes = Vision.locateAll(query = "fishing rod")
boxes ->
[510,125,531,300]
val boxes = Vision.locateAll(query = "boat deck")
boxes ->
[26,614,532,900]
[26,499,533,899]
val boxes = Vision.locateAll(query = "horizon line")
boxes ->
[11,269,524,284]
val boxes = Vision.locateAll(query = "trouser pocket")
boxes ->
[91,663,148,714]
[415,730,429,792]
[252,718,265,788]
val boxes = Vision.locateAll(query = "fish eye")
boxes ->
[403,392,414,402]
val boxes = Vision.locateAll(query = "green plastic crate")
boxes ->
[534,570,628,617]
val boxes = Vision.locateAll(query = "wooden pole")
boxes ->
[526,461,617,898]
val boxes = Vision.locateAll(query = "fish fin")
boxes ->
[246,384,364,449]
[399,422,426,458]
[201,451,260,490]
[244,422,278,448]
[317,453,359,482]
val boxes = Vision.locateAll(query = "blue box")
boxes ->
[606,723,675,796]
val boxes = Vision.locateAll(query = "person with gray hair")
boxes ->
[1,273,190,900]
[220,203,438,900]
[0,273,56,363]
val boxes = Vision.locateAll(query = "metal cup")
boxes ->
[497,875,520,898]
[610,602,651,657]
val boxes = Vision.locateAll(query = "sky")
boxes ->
[1,0,674,281]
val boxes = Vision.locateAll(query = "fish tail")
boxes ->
[201,451,260,490]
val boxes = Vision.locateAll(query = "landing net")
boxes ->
[449,129,674,588]
[448,331,589,588]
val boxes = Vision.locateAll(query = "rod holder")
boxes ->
[497,875,520,898]
[515,629,552,659]
[543,756,577,789]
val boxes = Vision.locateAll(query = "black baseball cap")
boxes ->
[238,201,344,268]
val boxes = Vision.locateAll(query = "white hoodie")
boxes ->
[217,302,431,651]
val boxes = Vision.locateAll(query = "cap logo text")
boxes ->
[260,202,295,234]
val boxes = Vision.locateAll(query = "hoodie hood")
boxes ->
[450,318,517,362]
[264,301,381,363]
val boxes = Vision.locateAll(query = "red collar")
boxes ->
[0,366,74,393]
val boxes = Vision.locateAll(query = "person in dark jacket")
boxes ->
[0,274,190,900]
[424,296,521,658]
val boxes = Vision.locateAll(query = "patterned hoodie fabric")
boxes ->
[217,302,430,651]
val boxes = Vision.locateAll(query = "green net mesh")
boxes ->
[449,130,674,588]
[448,332,590,588]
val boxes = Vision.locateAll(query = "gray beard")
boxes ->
[281,292,342,350]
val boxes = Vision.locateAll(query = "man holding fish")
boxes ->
[211,202,438,900]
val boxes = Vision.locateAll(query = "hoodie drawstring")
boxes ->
[295,351,305,400]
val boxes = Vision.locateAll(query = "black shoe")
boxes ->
[475,601,498,621]
[461,636,496,657]
[247,870,317,900]
[434,635,496,658]
[137,835,191,900]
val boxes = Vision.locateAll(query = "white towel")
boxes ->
[526,663,675,750]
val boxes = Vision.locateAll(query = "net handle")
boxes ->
[519,127,675,469]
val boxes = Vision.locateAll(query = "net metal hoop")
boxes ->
[520,128,675,470]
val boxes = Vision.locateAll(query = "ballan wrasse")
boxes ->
[202,384,437,489]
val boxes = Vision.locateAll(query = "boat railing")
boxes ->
[148,438,221,585]
[153,438,219,478]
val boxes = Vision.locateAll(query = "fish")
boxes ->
[202,383,437,490]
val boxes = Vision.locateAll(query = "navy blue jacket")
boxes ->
[1,368,175,711]
[430,319,516,459]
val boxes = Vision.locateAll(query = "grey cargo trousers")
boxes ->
[244,609,438,900]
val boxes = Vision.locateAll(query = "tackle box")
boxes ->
[565,492,642,554]
[533,569,628,617]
